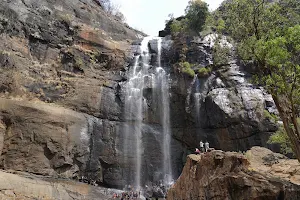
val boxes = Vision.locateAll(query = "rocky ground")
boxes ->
[246,146,300,185]
[167,147,300,200]
[0,170,113,200]
[1,146,298,200]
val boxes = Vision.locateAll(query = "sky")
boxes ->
[111,0,224,35]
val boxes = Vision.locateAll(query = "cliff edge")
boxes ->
[167,147,300,200]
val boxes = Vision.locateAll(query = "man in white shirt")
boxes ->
[199,140,204,153]
[205,141,209,152]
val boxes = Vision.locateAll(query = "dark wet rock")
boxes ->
[163,34,278,156]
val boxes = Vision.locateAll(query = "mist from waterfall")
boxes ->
[123,36,173,188]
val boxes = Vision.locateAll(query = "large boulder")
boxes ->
[246,146,300,185]
[167,150,300,200]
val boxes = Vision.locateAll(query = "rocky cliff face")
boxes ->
[167,147,300,200]
[0,0,143,188]
[0,0,279,191]
[163,35,278,177]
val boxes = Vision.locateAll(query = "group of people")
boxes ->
[112,191,140,199]
[195,140,209,154]
[78,176,98,186]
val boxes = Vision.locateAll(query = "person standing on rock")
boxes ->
[205,141,209,152]
[200,140,204,153]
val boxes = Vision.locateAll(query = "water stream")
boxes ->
[194,77,202,125]
[124,36,173,188]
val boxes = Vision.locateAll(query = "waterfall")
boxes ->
[124,37,151,188]
[155,38,173,185]
[194,77,202,124]
[124,36,173,188]
[185,75,198,113]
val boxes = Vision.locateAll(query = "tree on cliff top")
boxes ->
[168,0,209,35]
[223,0,300,161]
[185,0,209,33]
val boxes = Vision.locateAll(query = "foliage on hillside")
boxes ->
[219,0,300,161]
[168,0,209,36]
[167,0,209,77]
[179,61,195,77]
[268,126,294,156]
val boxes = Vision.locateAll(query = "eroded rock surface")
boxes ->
[167,149,300,200]
[0,98,121,185]
[246,146,300,185]
[0,0,143,188]
[0,170,113,200]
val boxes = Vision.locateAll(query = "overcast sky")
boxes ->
[110,0,224,35]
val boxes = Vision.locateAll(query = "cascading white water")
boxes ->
[124,37,152,188]
[194,77,202,124]
[186,75,198,113]
[124,36,173,188]
[155,38,173,185]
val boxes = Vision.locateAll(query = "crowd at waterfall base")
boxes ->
[107,182,172,200]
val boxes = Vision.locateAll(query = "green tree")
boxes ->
[268,126,294,156]
[212,40,231,66]
[224,0,300,161]
[170,19,188,35]
[185,0,209,33]
[216,19,225,33]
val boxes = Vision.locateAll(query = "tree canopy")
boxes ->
[168,0,209,35]
[222,0,300,161]
[185,0,209,33]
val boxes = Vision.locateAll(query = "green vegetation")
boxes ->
[179,61,195,77]
[169,1,209,76]
[268,126,294,156]
[263,110,281,127]
[216,19,225,33]
[197,67,211,78]
[212,40,230,66]
[169,0,209,36]
[185,0,209,33]
[170,19,187,35]
[263,110,279,122]
[222,0,300,161]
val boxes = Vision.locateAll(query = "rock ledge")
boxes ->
[167,149,300,200]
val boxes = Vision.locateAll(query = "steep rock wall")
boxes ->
[0,0,142,188]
